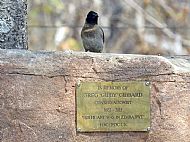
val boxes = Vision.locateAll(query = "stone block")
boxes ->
[0,49,190,142]
[0,0,27,49]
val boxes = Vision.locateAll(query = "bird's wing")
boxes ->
[100,26,104,43]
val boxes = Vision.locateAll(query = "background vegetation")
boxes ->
[28,0,190,55]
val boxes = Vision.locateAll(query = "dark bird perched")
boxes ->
[81,11,104,53]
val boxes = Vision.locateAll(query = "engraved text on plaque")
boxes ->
[76,82,150,132]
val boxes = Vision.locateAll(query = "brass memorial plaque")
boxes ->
[76,81,150,132]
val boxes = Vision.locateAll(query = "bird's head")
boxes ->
[86,11,99,25]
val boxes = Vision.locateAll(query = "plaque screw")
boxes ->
[145,81,150,86]
[77,81,81,87]
[147,127,150,131]
[77,128,81,131]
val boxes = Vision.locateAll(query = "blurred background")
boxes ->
[28,0,190,55]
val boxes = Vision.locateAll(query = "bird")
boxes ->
[81,11,104,53]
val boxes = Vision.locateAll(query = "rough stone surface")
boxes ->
[0,49,190,142]
[0,0,27,49]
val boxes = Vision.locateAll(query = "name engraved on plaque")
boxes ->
[76,82,150,132]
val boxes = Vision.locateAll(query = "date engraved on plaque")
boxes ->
[76,82,150,132]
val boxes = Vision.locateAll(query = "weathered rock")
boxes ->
[0,49,190,142]
[0,0,27,49]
